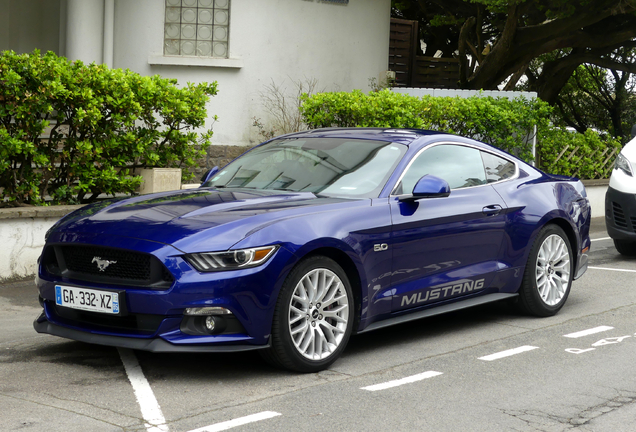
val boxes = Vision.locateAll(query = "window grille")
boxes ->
[164,0,230,58]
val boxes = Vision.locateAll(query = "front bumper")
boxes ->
[35,235,297,351]
[33,312,269,352]
[605,186,636,241]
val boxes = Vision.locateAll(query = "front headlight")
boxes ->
[184,245,279,272]
[615,153,634,176]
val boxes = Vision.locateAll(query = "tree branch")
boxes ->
[516,3,618,46]
[458,16,476,87]
[504,63,529,91]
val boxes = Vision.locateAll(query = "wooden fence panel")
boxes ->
[389,18,418,87]
[389,19,461,89]
[412,57,460,89]
[546,144,618,179]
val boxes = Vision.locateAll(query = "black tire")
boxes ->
[614,239,636,256]
[260,256,354,373]
[518,225,573,317]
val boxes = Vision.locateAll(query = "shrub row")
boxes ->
[538,127,622,179]
[300,89,620,178]
[0,50,217,206]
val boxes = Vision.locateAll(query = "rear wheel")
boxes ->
[260,256,354,372]
[518,225,573,317]
[613,239,636,256]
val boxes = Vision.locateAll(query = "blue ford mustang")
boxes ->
[35,128,591,372]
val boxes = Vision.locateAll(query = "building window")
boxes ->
[164,0,230,58]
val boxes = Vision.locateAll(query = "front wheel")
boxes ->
[518,225,573,317]
[260,256,354,372]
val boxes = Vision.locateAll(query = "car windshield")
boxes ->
[204,137,407,198]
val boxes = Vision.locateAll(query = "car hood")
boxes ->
[50,188,368,252]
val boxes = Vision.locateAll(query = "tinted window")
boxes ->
[205,138,407,198]
[398,144,487,193]
[481,151,516,183]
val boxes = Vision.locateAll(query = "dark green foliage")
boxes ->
[391,1,636,103]
[553,51,636,145]
[0,50,217,205]
[300,89,619,179]
[538,128,622,179]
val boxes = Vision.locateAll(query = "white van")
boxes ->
[605,134,636,255]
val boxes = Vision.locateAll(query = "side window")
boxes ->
[481,151,516,183]
[397,144,487,193]
[164,0,230,58]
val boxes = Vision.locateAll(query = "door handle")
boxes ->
[482,204,503,216]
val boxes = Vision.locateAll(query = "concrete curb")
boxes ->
[0,205,84,220]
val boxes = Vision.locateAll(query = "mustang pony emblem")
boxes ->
[92,256,117,272]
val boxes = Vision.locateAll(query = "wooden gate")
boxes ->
[389,18,460,89]
[389,18,419,87]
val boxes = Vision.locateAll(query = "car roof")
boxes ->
[280,128,447,146]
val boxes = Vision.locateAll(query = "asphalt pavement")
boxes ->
[2,216,636,432]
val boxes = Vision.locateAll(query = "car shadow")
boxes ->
[345,300,520,357]
[26,300,533,381]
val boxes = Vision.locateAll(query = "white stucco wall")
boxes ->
[0,218,57,281]
[584,182,608,219]
[0,0,62,54]
[0,206,84,281]
[110,0,391,146]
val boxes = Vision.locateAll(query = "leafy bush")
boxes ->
[538,127,622,179]
[300,89,551,162]
[300,89,619,178]
[0,50,217,205]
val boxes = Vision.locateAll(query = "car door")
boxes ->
[389,143,510,312]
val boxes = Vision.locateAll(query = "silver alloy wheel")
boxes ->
[288,268,349,360]
[535,234,571,306]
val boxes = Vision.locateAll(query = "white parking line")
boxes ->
[118,348,169,432]
[478,346,539,361]
[187,411,282,432]
[590,237,611,242]
[564,326,614,338]
[588,266,636,273]
[361,371,443,391]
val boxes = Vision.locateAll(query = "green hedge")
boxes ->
[0,50,217,206]
[300,90,551,162]
[300,89,619,179]
[538,128,622,179]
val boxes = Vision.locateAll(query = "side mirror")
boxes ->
[200,166,219,186]
[631,124,636,139]
[399,175,450,202]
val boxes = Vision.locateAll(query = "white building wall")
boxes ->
[65,0,104,64]
[0,0,62,54]
[1,0,391,147]
[111,0,391,146]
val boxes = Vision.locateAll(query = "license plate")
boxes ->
[55,285,120,314]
